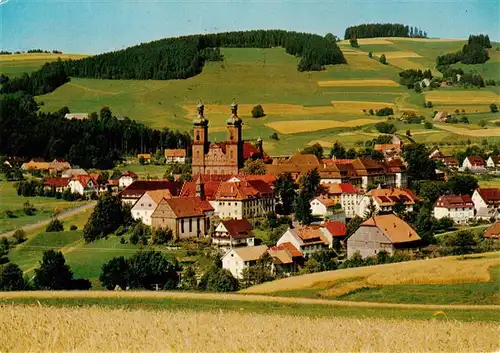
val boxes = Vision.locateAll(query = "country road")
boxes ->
[0,201,96,238]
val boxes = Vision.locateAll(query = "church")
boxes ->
[191,101,268,175]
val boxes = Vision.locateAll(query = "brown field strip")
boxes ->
[331,100,395,113]
[243,252,500,294]
[425,91,500,104]
[183,104,334,117]
[266,119,380,134]
[2,306,498,353]
[435,124,500,137]
[318,79,399,87]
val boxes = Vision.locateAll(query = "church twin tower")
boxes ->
[191,101,244,175]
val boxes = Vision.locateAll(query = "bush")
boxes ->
[490,103,498,113]
[478,120,487,128]
[12,229,27,244]
[424,121,433,129]
[5,210,16,218]
[251,104,265,118]
[375,107,394,117]
[69,225,78,231]
[269,132,279,140]
[151,227,173,245]
[374,122,396,134]
[23,201,36,216]
[46,218,64,232]
[129,232,139,245]
[0,263,25,290]
[379,54,387,65]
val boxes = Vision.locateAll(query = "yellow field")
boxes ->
[436,124,500,137]
[433,105,493,114]
[0,53,88,62]
[243,252,500,295]
[387,37,465,42]
[339,38,394,45]
[425,91,500,104]
[331,100,395,113]
[373,51,422,59]
[266,118,380,134]
[389,58,427,70]
[183,103,334,117]
[335,53,385,70]
[318,79,399,87]
[1,305,497,353]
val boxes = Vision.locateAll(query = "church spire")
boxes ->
[193,100,208,126]
[227,97,242,126]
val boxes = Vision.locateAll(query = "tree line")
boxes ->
[436,34,491,68]
[344,23,427,40]
[0,93,191,169]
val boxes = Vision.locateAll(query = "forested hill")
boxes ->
[65,30,346,80]
[344,23,427,39]
[0,30,346,96]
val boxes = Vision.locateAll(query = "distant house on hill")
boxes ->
[137,154,152,163]
[165,149,187,164]
[461,156,485,172]
[486,156,500,168]
[472,188,500,218]
[64,113,89,120]
[347,214,421,258]
[118,170,138,188]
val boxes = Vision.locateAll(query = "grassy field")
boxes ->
[242,252,500,305]
[0,53,87,77]
[1,304,498,352]
[29,39,499,153]
[0,177,86,233]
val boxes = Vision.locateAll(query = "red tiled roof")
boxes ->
[214,180,273,201]
[476,188,500,204]
[314,196,336,207]
[466,156,485,166]
[121,170,138,179]
[361,215,421,243]
[44,177,70,188]
[218,219,254,239]
[155,197,213,218]
[435,195,473,209]
[324,221,346,237]
[271,242,303,258]
[120,180,182,198]
[180,181,222,200]
[165,149,186,157]
[367,188,418,206]
[323,159,355,165]
[484,222,500,239]
[73,175,96,188]
[443,156,459,166]
[490,156,500,164]
[339,183,359,193]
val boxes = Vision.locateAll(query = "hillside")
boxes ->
[242,251,500,305]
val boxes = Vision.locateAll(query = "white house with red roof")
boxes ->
[277,226,330,256]
[472,188,500,219]
[356,188,417,217]
[164,149,187,164]
[324,221,347,241]
[310,195,336,217]
[119,170,139,188]
[461,156,486,172]
[212,219,255,251]
[433,195,474,224]
[68,175,98,196]
[43,177,71,193]
[486,156,500,168]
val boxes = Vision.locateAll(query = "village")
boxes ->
[3,101,500,283]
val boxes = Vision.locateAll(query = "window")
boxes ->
[148,204,152,207]
[141,203,144,207]
[181,219,184,233]
[189,218,192,232]
[197,218,200,232]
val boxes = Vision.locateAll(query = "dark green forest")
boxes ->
[436,34,491,67]
[0,93,190,169]
[344,23,427,39]
[1,30,346,97]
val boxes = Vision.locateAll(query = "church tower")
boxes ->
[226,99,243,171]
[191,102,209,175]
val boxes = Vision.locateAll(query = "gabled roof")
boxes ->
[442,156,459,166]
[121,170,138,179]
[313,196,336,207]
[43,177,70,188]
[242,142,271,162]
[217,219,254,239]
[367,188,417,206]
[285,153,321,165]
[214,180,273,201]
[180,181,221,200]
[62,168,88,177]
[327,183,359,195]
[165,149,186,157]
[152,197,213,219]
[145,189,174,205]
[292,226,329,246]
[231,245,268,261]
[484,222,500,239]
[324,221,346,237]
[465,156,485,166]
[435,195,473,209]
[488,156,500,164]
[72,175,96,188]
[120,180,182,198]
[360,214,421,244]
[267,248,294,265]
[475,188,500,204]
[271,242,303,258]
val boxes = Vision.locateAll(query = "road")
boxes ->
[0,201,96,238]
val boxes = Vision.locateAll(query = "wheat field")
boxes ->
[318,79,399,87]
[425,91,500,104]
[266,118,380,134]
[243,252,500,294]
[331,100,395,113]
[1,305,498,353]
[436,124,500,137]
[183,103,334,117]
[0,53,88,62]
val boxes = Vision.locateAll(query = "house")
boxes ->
[64,113,88,120]
[137,154,152,163]
[433,111,450,122]
[119,180,182,205]
[222,245,269,279]
[48,159,71,173]
[151,197,214,239]
[461,156,485,172]
[326,183,362,218]
[62,168,88,178]
[483,222,500,239]
[472,188,500,216]
[43,177,70,193]
[68,175,98,196]
[433,195,474,224]
[356,188,417,217]
[324,221,347,241]
[119,171,139,188]
[442,156,460,169]
[165,149,187,164]
[212,219,255,250]
[21,159,51,172]
[486,156,500,168]
[347,214,421,258]
[267,244,303,275]
[310,196,337,217]
[277,226,330,256]
[131,189,174,225]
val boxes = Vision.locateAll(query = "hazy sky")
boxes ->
[1,0,499,54]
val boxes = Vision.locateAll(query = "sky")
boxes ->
[1,0,499,54]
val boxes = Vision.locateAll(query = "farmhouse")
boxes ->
[486,156,500,168]
[347,214,421,258]
[150,197,214,239]
[461,156,485,172]
[131,189,173,226]
[118,170,138,188]
[137,154,152,163]
[43,177,70,193]
[277,226,330,256]
[119,180,182,205]
[222,245,269,279]
[21,159,50,172]
[472,188,500,218]
[212,219,255,250]
[165,149,187,164]
[483,222,500,239]
[68,175,98,196]
[356,188,417,217]
[310,196,337,217]
[48,159,72,173]
[433,195,474,224]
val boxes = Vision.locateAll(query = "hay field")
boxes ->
[0,53,88,62]
[183,103,333,117]
[339,38,394,45]
[266,118,380,134]
[318,79,399,87]
[435,124,500,137]
[387,37,465,42]
[243,252,500,294]
[433,105,492,114]
[389,58,428,70]
[1,305,498,353]
[373,51,422,59]
[331,100,395,113]
[425,91,500,104]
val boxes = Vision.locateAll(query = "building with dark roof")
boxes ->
[212,219,255,250]
[434,195,474,224]
[120,180,182,205]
